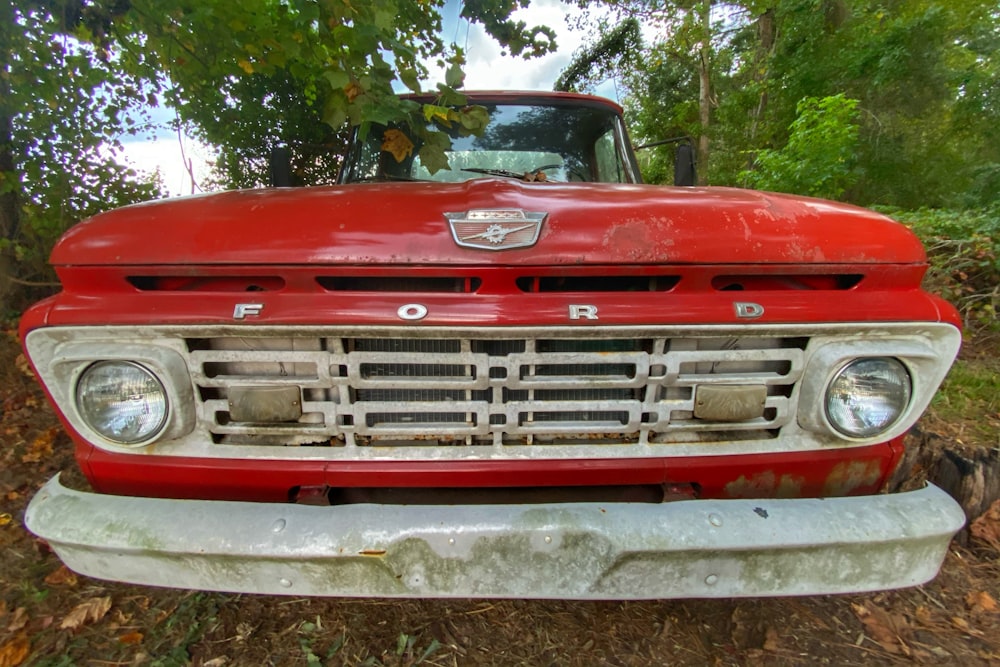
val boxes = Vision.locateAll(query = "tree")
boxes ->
[0,1,162,311]
[567,0,1000,208]
[100,0,558,182]
[743,94,860,199]
[1,0,560,309]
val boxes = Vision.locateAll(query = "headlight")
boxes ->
[75,361,168,445]
[825,358,911,438]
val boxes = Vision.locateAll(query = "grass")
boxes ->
[929,356,1000,447]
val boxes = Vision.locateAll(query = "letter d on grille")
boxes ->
[445,209,546,250]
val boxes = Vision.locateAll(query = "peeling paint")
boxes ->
[824,459,884,496]
[724,471,805,499]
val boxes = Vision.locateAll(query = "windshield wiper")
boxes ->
[463,165,563,182]
[354,173,433,183]
[462,167,528,179]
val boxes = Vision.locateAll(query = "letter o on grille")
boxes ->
[397,304,428,321]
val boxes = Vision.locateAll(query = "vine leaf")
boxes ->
[381,129,414,163]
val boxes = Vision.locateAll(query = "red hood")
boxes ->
[51,180,925,267]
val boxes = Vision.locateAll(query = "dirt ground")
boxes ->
[1,325,998,667]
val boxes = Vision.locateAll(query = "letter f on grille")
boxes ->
[233,303,264,320]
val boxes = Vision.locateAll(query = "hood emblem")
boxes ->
[445,209,546,250]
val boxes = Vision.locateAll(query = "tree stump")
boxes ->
[890,426,1000,543]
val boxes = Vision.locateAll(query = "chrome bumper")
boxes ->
[25,475,964,599]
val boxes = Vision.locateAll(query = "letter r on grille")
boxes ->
[569,304,599,320]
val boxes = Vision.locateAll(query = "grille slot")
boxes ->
[188,333,805,449]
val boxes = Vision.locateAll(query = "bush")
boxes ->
[886,207,1000,334]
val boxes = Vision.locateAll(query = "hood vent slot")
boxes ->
[317,276,480,293]
[713,274,863,291]
[127,276,284,292]
[516,275,680,293]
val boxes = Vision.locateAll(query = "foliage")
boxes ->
[890,207,1000,334]
[1,0,559,308]
[0,3,163,312]
[555,17,642,93]
[566,1,1000,209]
[743,94,859,200]
[103,0,556,183]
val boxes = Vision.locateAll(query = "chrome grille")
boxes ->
[188,334,805,448]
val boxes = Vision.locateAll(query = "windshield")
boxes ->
[342,101,637,184]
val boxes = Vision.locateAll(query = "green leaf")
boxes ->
[323,69,351,90]
[445,61,465,88]
[458,105,489,134]
[417,129,452,174]
[399,67,421,93]
[423,104,451,123]
[435,85,466,107]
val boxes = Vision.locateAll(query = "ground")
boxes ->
[1,326,998,667]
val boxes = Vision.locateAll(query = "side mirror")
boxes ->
[269,146,292,187]
[673,142,696,187]
[633,137,698,187]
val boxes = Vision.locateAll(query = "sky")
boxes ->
[117,0,617,196]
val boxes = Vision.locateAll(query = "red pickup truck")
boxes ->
[22,91,963,599]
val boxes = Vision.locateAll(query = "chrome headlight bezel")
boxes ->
[796,326,961,443]
[24,332,196,452]
[74,360,169,446]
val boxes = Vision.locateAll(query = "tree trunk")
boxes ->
[696,0,711,185]
[748,8,776,146]
[0,0,20,305]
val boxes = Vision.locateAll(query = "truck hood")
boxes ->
[51,180,925,266]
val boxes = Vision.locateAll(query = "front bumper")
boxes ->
[26,475,964,599]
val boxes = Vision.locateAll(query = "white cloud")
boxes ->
[117,134,215,198]
[435,0,616,96]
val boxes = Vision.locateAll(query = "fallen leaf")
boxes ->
[21,427,58,463]
[762,626,781,652]
[851,602,909,655]
[970,500,1000,550]
[0,633,29,667]
[44,566,78,587]
[951,616,985,636]
[15,354,34,379]
[0,514,11,527]
[965,591,998,614]
[914,605,933,625]
[381,129,414,163]
[6,607,27,633]
[60,596,112,630]
[117,631,144,645]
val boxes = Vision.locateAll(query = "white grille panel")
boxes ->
[188,335,805,447]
